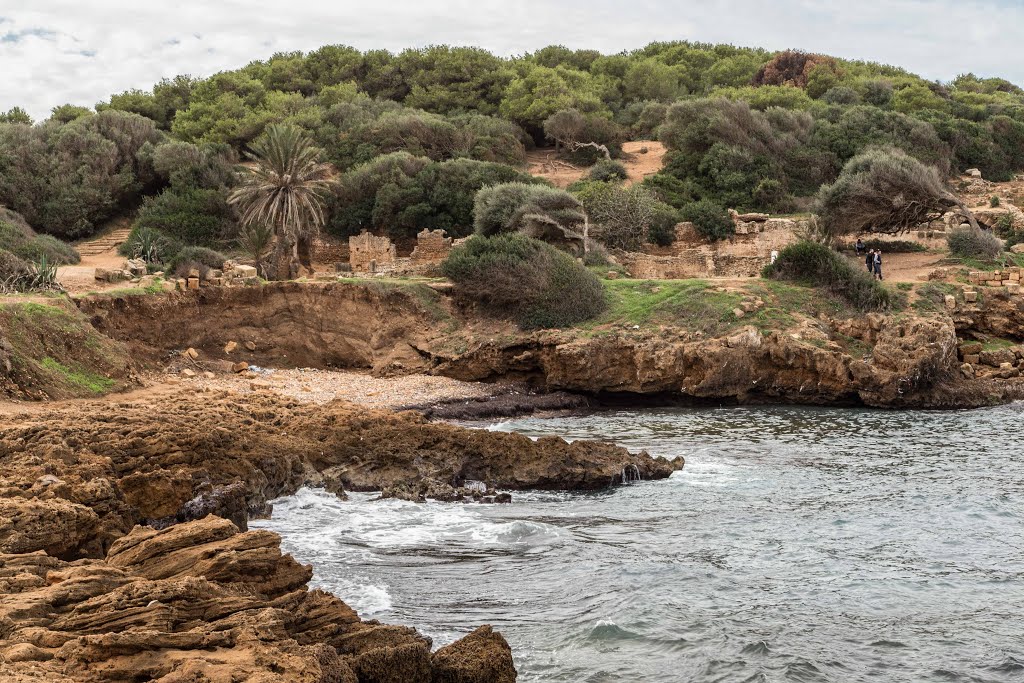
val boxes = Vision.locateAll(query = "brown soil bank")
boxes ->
[0,390,678,680]
[79,281,1024,408]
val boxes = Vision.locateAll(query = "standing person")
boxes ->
[855,238,865,256]
[866,248,874,273]
[874,250,883,281]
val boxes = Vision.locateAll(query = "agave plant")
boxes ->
[125,226,169,263]
[28,254,61,290]
[228,124,335,279]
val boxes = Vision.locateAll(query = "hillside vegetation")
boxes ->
[1,42,1022,247]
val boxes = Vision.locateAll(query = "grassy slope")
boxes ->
[0,296,135,399]
[580,278,849,336]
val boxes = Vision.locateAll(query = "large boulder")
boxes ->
[0,498,101,559]
[431,625,517,683]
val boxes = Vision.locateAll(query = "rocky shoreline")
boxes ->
[5,277,1024,680]
[0,389,681,681]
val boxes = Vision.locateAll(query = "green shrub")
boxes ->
[679,200,734,241]
[134,186,235,247]
[0,249,32,287]
[329,154,538,239]
[947,226,1003,260]
[1003,229,1024,250]
[442,234,606,329]
[574,181,678,250]
[0,110,161,239]
[0,249,60,292]
[168,246,227,276]
[762,241,899,311]
[588,159,628,182]
[995,213,1014,236]
[0,217,80,265]
[648,204,680,246]
[473,182,586,240]
[119,226,183,264]
[990,195,1001,208]
[582,243,613,267]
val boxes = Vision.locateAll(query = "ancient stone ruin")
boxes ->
[410,229,453,264]
[349,229,453,275]
[617,212,804,279]
[349,231,398,274]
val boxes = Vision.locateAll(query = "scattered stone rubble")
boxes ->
[958,340,1024,380]
[172,260,259,292]
[966,267,1024,294]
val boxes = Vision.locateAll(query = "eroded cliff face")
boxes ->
[0,516,516,682]
[77,282,1024,408]
[436,316,967,407]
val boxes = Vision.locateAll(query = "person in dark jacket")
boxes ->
[866,249,875,273]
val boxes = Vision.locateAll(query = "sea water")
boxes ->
[252,404,1024,682]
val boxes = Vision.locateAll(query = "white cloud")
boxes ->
[2,0,1022,120]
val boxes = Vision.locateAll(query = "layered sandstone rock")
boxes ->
[0,516,514,682]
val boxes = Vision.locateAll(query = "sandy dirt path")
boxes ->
[526,140,666,188]
[57,219,133,294]
[0,369,504,417]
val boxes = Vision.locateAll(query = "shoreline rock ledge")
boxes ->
[0,390,681,681]
[0,516,517,682]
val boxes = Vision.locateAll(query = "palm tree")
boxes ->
[229,124,335,279]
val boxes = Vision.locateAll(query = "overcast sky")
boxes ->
[3,0,1022,120]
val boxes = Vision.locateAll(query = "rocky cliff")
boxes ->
[0,390,679,559]
[78,282,1024,408]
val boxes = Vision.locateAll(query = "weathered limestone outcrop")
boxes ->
[433,314,978,407]
[0,391,680,558]
[0,388,677,680]
[0,516,515,682]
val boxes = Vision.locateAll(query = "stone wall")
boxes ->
[349,231,397,273]
[311,235,348,264]
[349,229,454,275]
[618,214,801,279]
[410,229,452,263]
[967,266,1023,293]
[620,251,766,279]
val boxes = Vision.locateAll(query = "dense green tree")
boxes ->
[401,46,513,115]
[0,110,161,238]
[816,147,977,235]
[0,107,32,125]
[623,59,682,102]
[49,104,93,123]
[500,65,606,132]
[329,154,538,238]
[5,39,1024,246]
